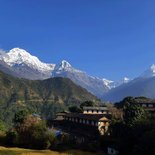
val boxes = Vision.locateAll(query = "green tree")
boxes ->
[123,104,149,127]
[13,109,30,127]
[80,101,96,110]
[0,120,6,132]
[68,105,82,113]
[18,121,50,149]
[29,122,50,149]
[6,130,18,146]
[115,96,135,109]
[110,102,152,155]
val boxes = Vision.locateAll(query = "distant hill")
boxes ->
[0,71,98,125]
[103,77,155,102]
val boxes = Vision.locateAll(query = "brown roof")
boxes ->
[56,111,69,116]
[65,113,111,121]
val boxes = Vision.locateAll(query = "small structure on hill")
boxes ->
[83,106,110,114]
[127,97,155,116]
[137,101,155,116]
[55,111,69,121]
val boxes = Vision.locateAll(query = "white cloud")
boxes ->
[0,49,7,59]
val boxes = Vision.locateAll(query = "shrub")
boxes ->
[0,120,6,132]
[6,130,18,146]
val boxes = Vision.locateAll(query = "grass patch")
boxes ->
[0,150,20,155]
[0,146,104,155]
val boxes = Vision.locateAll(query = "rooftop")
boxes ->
[83,106,108,110]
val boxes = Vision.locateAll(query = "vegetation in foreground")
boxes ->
[0,97,155,155]
[106,97,155,155]
[0,102,104,153]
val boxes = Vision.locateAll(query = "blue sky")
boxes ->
[0,0,155,80]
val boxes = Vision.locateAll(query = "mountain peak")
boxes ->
[9,48,30,56]
[60,60,72,68]
[123,77,130,82]
[102,78,113,85]
[54,60,72,71]
[7,48,37,64]
[2,48,55,73]
[102,78,114,89]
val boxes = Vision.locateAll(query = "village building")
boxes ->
[64,113,111,135]
[138,102,155,116]
[129,98,155,116]
[55,111,69,121]
[55,106,111,135]
[83,106,111,114]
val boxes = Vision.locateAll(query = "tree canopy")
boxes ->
[80,101,96,109]
[68,106,82,113]
[13,109,30,127]
[123,104,149,127]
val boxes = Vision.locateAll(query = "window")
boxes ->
[148,104,153,108]
[142,104,147,107]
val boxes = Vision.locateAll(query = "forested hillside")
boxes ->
[0,71,98,125]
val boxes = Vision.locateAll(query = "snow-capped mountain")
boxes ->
[0,48,55,80]
[52,60,110,97]
[123,77,130,82]
[0,47,135,99]
[102,77,130,89]
[52,60,82,74]
[102,65,155,102]
[103,76,155,102]
[114,77,130,87]
[102,78,114,89]
[0,48,111,97]
[2,48,55,73]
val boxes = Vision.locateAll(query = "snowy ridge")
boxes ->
[53,60,83,74]
[52,60,110,97]
[102,78,114,89]
[2,48,55,73]
[102,77,130,89]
